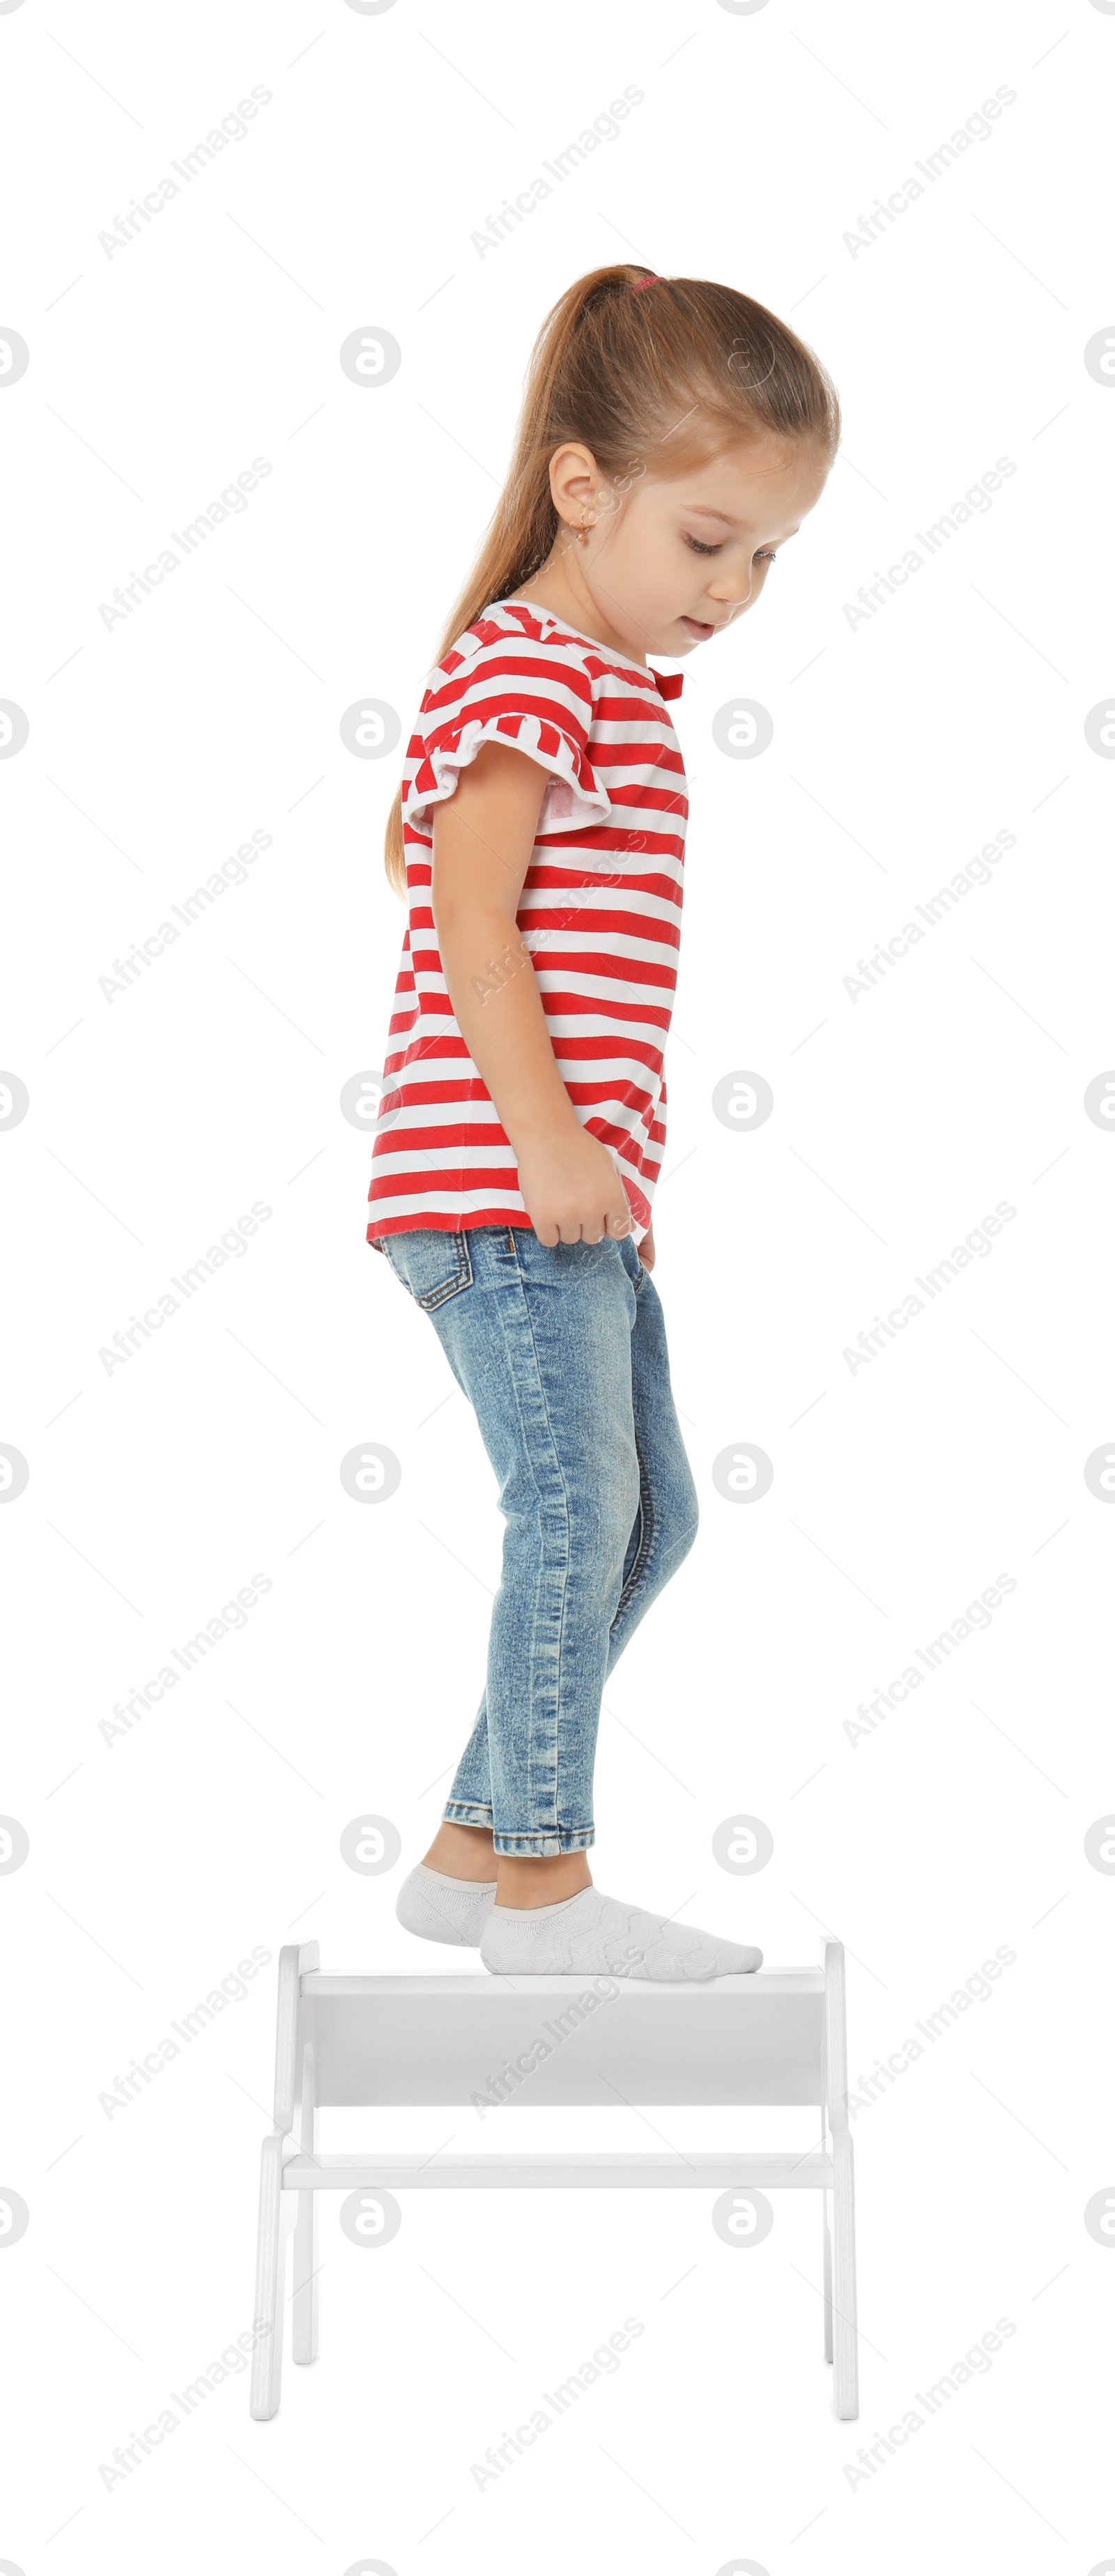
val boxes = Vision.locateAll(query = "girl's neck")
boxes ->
[510,555,647,667]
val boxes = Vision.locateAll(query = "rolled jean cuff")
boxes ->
[492,1827,596,1857]
[442,1803,595,1855]
[442,1801,495,1830]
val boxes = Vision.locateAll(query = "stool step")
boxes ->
[281,2150,833,2191]
[252,1940,859,2421]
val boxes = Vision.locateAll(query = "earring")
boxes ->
[575,516,592,545]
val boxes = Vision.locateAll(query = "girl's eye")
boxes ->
[684,536,780,562]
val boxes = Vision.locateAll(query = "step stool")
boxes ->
[250,1937,859,2419]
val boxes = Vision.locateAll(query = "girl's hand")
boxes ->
[516,1125,633,1247]
[638,1222,655,1270]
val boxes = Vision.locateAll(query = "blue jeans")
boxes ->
[374,1226,699,1854]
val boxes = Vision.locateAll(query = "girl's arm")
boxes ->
[431,741,633,1247]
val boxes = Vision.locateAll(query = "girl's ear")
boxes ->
[548,441,603,530]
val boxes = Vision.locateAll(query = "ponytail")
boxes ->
[384,263,839,892]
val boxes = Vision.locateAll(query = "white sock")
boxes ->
[479,1885,762,1981]
[395,1863,498,1949]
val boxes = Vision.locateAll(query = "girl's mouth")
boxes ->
[679,616,716,641]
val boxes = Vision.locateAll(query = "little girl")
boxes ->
[369,265,838,1980]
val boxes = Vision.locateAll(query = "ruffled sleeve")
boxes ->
[405,624,610,837]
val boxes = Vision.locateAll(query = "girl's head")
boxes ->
[385,265,839,888]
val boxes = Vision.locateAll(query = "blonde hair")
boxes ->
[384,263,840,892]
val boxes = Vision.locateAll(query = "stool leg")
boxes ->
[830,2131,859,2419]
[293,2044,318,2364]
[250,2133,286,2419]
[822,2191,833,2363]
[293,2193,318,2361]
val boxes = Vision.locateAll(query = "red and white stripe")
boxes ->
[367,602,687,1244]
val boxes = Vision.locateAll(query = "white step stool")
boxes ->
[251,1937,859,2419]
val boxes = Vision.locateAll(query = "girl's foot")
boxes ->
[479,1885,762,1980]
[395,1864,498,1948]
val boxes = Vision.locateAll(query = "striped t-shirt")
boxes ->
[366,601,686,1245]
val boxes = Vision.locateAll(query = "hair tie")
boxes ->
[632,272,658,291]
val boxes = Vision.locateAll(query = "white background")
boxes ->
[1,0,1113,2567]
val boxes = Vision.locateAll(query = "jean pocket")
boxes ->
[378,1228,473,1311]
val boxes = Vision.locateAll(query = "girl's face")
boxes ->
[544,433,830,663]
